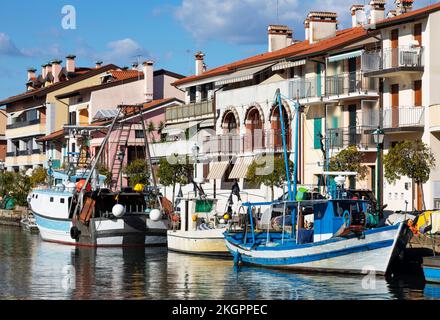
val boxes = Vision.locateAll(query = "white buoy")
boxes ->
[112,204,126,218]
[219,219,226,224]
[65,182,77,193]
[149,209,162,221]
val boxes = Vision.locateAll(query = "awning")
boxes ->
[10,110,25,119]
[272,59,306,71]
[229,157,254,179]
[327,50,364,63]
[207,161,229,180]
[215,64,274,86]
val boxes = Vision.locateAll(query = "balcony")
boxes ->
[6,119,41,130]
[165,100,213,123]
[325,72,378,100]
[203,129,292,156]
[363,46,424,78]
[327,127,377,151]
[289,77,321,104]
[383,106,425,133]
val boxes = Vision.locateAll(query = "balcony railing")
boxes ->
[362,46,424,73]
[6,149,42,157]
[326,72,378,97]
[327,127,376,150]
[383,106,425,129]
[166,100,213,122]
[203,129,292,155]
[6,119,41,130]
[289,77,319,100]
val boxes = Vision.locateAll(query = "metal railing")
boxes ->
[6,119,41,130]
[326,71,378,96]
[362,46,424,72]
[165,100,213,122]
[289,77,318,99]
[327,127,376,150]
[383,106,425,129]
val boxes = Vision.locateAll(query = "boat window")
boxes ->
[50,197,54,202]
[60,198,65,204]
[35,195,38,199]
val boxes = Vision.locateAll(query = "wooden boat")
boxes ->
[423,256,440,283]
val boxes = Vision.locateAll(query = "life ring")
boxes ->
[343,210,351,228]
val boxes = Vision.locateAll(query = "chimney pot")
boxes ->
[66,54,76,73]
[395,0,413,15]
[143,61,154,102]
[369,0,386,24]
[195,52,205,76]
[306,12,338,44]
[95,61,103,69]
[27,68,37,81]
[268,25,293,52]
[51,60,63,83]
[351,5,366,28]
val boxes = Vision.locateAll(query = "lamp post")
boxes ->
[117,150,124,191]
[192,143,200,197]
[372,127,385,217]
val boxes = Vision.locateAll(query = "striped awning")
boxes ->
[327,50,364,63]
[207,161,229,180]
[272,59,306,71]
[215,64,273,86]
[229,157,254,179]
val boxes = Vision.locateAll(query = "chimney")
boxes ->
[307,12,338,44]
[132,62,139,70]
[387,9,397,18]
[351,5,366,27]
[51,60,62,83]
[95,61,103,69]
[27,68,37,81]
[143,61,154,102]
[369,0,386,24]
[195,52,205,76]
[395,0,413,15]
[268,25,293,52]
[44,63,52,80]
[42,64,49,79]
[66,54,76,73]
[304,19,310,41]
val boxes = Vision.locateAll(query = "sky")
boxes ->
[0,0,435,99]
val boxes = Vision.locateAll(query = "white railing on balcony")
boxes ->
[166,100,213,122]
[383,106,425,129]
[362,46,424,72]
[326,126,376,150]
[289,77,318,100]
[326,71,378,97]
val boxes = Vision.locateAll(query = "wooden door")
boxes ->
[414,80,422,107]
[414,23,422,47]
[391,84,399,128]
[391,29,399,68]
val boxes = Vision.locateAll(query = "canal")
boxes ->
[0,226,439,300]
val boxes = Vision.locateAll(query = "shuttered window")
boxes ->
[314,118,322,149]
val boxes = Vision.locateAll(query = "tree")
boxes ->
[157,155,193,206]
[12,171,32,207]
[158,121,166,142]
[124,159,150,187]
[329,146,368,188]
[246,154,293,200]
[384,140,436,210]
[0,171,15,197]
[96,163,112,186]
[147,121,156,143]
[30,167,47,187]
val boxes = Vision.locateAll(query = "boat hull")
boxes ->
[225,223,411,275]
[167,228,230,257]
[33,211,168,247]
[423,257,440,283]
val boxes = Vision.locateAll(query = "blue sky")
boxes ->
[0,0,434,99]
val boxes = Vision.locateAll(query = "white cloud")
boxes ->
[173,0,428,44]
[103,38,150,63]
[0,33,24,56]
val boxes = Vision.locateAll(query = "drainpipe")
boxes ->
[212,85,225,199]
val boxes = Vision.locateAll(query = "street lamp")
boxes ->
[372,127,385,217]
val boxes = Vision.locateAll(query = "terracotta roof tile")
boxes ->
[109,70,143,81]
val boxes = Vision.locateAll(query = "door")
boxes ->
[391,29,399,68]
[414,80,422,107]
[348,105,357,146]
[414,23,422,47]
[391,84,399,128]
[348,58,357,93]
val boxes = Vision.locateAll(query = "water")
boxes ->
[0,226,438,300]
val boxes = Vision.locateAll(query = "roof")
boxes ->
[108,70,143,81]
[36,129,65,143]
[0,64,118,106]
[174,2,440,87]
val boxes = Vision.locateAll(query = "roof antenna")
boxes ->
[276,0,279,24]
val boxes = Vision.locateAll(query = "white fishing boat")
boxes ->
[167,194,231,257]
[30,105,169,247]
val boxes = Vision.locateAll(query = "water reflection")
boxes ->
[0,227,437,300]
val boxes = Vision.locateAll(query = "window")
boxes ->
[414,23,422,47]
[135,130,145,139]
[69,112,77,125]
[189,86,196,103]
[201,83,212,101]
[50,197,54,202]
[60,198,65,204]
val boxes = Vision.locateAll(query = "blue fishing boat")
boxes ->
[423,257,440,283]
[224,90,413,275]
